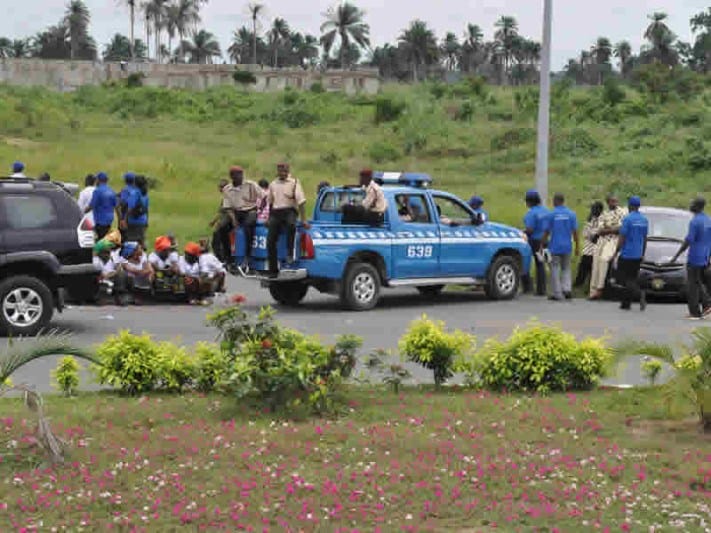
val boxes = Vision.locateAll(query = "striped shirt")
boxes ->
[582,217,600,256]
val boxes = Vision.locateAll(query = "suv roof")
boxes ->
[0,177,79,195]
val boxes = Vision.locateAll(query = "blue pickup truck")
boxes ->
[234,173,531,310]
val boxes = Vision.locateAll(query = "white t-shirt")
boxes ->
[199,253,225,278]
[148,251,179,271]
[77,186,96,212]
[10,172,26,178]
[179,256,201,277]
[93,255,117,276]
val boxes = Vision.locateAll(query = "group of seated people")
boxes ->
[93,231,226,306]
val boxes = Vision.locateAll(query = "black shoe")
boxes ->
[265,271,278,279]
[548,295,563,301]
[640,291,647,312]
[564,292,572,300]
[619,303,631,311]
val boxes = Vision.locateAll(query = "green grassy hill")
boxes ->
[0,78,709,244]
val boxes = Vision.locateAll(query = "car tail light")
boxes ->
[300,233,315,260]
[80,215,94,231]
[77,214,95,249]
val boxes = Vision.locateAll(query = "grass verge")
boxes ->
[0,387,709,530]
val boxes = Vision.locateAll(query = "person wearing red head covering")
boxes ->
[149,235,182,295]
[180,242,207,305]
[222,166,263,272]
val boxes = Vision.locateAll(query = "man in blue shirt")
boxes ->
[543,193,579,301]
[615,196,649,311]
[670,197,711,319]
[118,172,146,245]
[86,172,118,240]
[467,196,488,225]
[522,190,550,296]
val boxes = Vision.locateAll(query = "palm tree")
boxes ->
[169,0,200,63]
[320,2,371,70]
[228,26,253,64]
[494,15,519,80]
[65,0,91,60]
[145,0,168,63]
[103,33,147,60]
[440,32,460,71]
[165,3,178,61]
[398,19,438,82]
[184,29,220,64]
[247,2,264,65]
[10,39,31,58]
[0,38,11,58]
[461,23,484,72]
[590,36,612,84]
[120,0,137,58]
[268,17,290,67]
[645,12,673,48]
[31,24,70,59]
[614,40,632,78]
[643,12,679,66]
[290,32,319,68]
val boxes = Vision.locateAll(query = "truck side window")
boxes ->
[433,196,472,226]
[395,194,431,224]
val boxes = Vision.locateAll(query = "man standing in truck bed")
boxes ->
[266,163,309,278]
[223,166,262,272]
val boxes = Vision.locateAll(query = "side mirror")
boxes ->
[472,213,484,226]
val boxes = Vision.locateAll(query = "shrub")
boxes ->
[233,70,257,87]
[208,304,361,413]
[368,140,401,163]
[51,356,81,396]
[319,149,340,167]
[309,82,325,93]
[454,100,475,121]
[125,72,145,88]
[398,315,475,388]
[365,349,411,394]
[428,81,447,100]
[471,322,612,393]
[685,137,711,171]
[193,342,228,393]
[553,128,599,157]
[282,87,300,105]
[156,342,195,393]
[642,358,663,386]
[491,127,535,151]
[278,106,319,128]
[374,95,406,124]
[94,331,164,394]
[601,78,626,107]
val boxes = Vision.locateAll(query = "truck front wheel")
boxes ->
[268,282,309,307]
[485,255,520,300]
[341,262,381,311]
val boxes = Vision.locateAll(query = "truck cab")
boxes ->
[235,172,531,310]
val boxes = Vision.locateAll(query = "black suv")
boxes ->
[0,178,97,336]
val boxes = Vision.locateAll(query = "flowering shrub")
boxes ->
[471,322,612,393]
[156,342,195,393]
[209,304,362,413]
[51,356,81,396]
[398,315,475,387]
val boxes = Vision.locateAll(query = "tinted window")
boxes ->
[433,195,472,225]
[395,194,431,224]
[1,195,59,230]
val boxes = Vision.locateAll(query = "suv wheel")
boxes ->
[341,262,381,311]
[485,256,520,300]
[0,276,53,336]
[269,282,309,307]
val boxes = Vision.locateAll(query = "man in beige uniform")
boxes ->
[266,163,310,277]
[589,194,628,299]
[342,169,387,225]
[223,166,263,271]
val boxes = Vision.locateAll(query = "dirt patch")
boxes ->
[1,137,42,149]
[630,417,711,440]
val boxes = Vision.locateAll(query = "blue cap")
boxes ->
[628,196,641,207]
[469,195,484,207]
[120,242,139,259]
[96,171,108,182]
[525,189,539,200]
[12,161,24,173]
[124,172,136,183]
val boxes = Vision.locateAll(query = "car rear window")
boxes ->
[0,195,60,230]
[319,190,365,213]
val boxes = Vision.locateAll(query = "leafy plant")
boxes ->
[374,95,406,124]
[615,328,711,432]
[471,322,613,393]
[51,356,81,396]
[368,140,401,163]
[125,72,145,88]
[602,78,626,107]
[157,342,195,393]
[491,127,535,151]
[193,342,228,393]
[365,349,411,394]
[94,331,164,394]
[233,70,257,87]
[454,100,475,121]
[398,315,475,388]
[641,358,663,386]
[310,82,325,93]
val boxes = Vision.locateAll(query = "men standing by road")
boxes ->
[522,190,549,296]
[266,163,309,278]
[77,174,96,212]
[86,172,117,240]
[543,193,579,301]
[615,196,649,311]
[119,172,148,245]
[669,197,711,320]
[210,179,236,263]
[223,166,263,272]
[574,201,604,290]
[589,194,627,300]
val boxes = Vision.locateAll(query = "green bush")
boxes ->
[553,128,600,157]
[51,356,81,396]
[374,95,406,124]
[310,82,325,93]
[208,305,361,413]
[601,78,626,107]
[454,100,475,121]
[233,70,257,86]
[685,137,711,171]
[126,72,145,88]
[193,342,229,393]
[398,315,475,388]
[95,331,164,394]
[470,322,613,393]
[156,342,195,393]
[491,127,535,151]
[368,140,401,163]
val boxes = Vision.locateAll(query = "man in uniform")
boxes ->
[615,196,649,311]
[522,190,549,296]
[10,161,26,178]
[223,166,263,272]
[543,193,579,301]
[266,163,309,278]
[468,196,488,224]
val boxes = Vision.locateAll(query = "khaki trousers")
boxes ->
[590,254,610,295]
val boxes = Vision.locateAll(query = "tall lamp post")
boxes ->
[535,0,553,204]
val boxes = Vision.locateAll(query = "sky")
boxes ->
[2,0,707,69]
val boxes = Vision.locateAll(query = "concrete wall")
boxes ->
[0,59,380,95]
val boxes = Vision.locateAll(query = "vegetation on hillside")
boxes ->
[0,72,708,243]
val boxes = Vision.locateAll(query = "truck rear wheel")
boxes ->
[268,282,308,307]
[341,262,381,311]
[485,256,519,300]
[0,275,54,336]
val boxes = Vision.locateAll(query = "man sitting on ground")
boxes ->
[149,235,182,294]
[118,242,155,304]
[93,239,124,305]
[180,242,208,305]
[199,238,227,294]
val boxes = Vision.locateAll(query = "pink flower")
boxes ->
[315,426,323,435]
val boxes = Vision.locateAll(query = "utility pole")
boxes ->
[535,0,552,204]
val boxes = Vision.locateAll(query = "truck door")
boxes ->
[432,194,487,276]
[392,193,440,278]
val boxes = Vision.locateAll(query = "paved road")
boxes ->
[8,276,701,392]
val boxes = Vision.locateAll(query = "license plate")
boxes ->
[651,279,665,290]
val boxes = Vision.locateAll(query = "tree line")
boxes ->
[0,1,708,82]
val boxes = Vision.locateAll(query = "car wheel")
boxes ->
[485,256,520,300]
[0,276,54,336]
[268,282,309,307]
[417,285,444,297]
[341,262,381,311]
